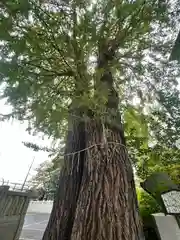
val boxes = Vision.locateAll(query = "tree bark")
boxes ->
[42,118,86,240]
[71,120,144,240]
[43,43,145,239]
[43,117,144,240]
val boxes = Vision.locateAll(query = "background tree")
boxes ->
[0,0,180,239]
[127,86,180,186]
[31,159,61,200]
[24,141,64,199]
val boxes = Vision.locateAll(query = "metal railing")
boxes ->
[0,179,33,192]
[0,178,57,200]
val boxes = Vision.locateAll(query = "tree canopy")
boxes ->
[0,0,180,138]
[31,158,62,199]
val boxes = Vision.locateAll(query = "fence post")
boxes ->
[14,191,32,240]
[0,186,9,215]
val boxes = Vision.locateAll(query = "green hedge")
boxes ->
[137,187,162,218]
[137,187,162,240]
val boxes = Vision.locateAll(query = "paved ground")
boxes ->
[20,213,50,240]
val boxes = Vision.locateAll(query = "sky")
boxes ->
[0,99,50,183]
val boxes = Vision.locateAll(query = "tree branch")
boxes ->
[23,61,74,77]
[32,3,73,71]
[105,1,147,61]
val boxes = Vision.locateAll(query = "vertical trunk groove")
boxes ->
[42,118,86,240]
[71,120,144,240]
[43,43,144,240]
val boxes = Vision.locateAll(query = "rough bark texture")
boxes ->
[43,119,144,240]
[42,41,145,239]
[42,118,86,240]
[71,120,144,240]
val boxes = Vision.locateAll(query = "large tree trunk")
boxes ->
[42,118,86,239]
[71,120,144,240]
[43,118,144,240]
[43,44,144,239]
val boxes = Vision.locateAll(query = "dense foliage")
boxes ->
[137,188,161,240]
[0,0,180,138]
[31,159,61,199]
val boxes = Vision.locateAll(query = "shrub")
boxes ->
[137,187,162,218]
[137,187,162,240]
